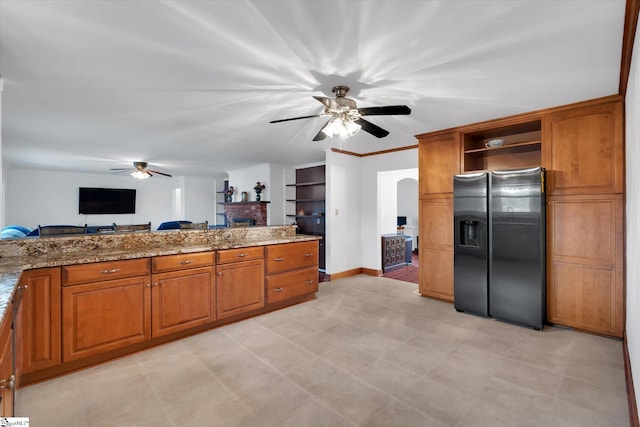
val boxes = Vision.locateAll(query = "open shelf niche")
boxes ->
[462,119,542,173]
[286,165,325,269]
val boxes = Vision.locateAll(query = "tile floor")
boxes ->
[17,275,629,426]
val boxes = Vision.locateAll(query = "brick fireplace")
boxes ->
[223,202,269,226]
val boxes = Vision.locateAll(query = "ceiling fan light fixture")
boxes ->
[131,170,151,180]
[322,117,361,140]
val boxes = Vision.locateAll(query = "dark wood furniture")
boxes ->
[381,234,407,273]
[286,165,326,270]
[113,222,151,232]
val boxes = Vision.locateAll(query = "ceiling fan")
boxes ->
[110,162,172,180]
[270,86,411,141]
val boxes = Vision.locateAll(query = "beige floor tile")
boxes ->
[364,398,449,427]
[14,276,630,427]
[557,376,629,419]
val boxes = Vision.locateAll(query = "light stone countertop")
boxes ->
[0,226,320,325]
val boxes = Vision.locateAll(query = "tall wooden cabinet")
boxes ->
[417,96,624,337]
[19,268,61,373]
[417,131,458,301]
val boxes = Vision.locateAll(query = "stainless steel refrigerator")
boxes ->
[453,167,545,330]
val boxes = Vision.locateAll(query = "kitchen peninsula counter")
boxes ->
[0,225,320,324]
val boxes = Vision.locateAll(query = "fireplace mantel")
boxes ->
[223,201,269,225]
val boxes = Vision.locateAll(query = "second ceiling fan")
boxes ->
[270,86,411,141]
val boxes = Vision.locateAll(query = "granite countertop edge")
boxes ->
[0,234,321,325]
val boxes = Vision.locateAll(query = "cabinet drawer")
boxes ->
[152,251,215,273]
[266,267,319,304]
[217,246,263,264]
[265,241,318,274]
[62,258,150,286]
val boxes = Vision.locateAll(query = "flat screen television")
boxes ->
[79,187,136,215]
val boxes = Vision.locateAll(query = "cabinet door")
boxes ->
[420,249,454,302]
[419,197,454,301]
[216,259,264,319]
[20,267,61,374]
[419,131,460,196]
[151,267,216,337]
[547,195,623,337]
[545,101,623,195]
[62,276,151,362]
[0,302,13,417]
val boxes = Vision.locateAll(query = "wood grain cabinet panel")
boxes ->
[216,247,264,264]
[19,267,61,374]
[0,301,13,417]
[151,267,216,337]
[419,249,453,301]
[418,131,460,196]
[265,241,318,275]
[266,267,318,304]
[62,258,150,286]
[546,101,623,195]
[547,194,623,337]
[419,197,453,251]
[152,251,215,273]
[62,276,151,362]
[216,259,265,319]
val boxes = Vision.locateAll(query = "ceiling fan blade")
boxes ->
[270,114,322,124]
[357,105,411,116]
[110,168,131,171]
[355,118,390,138]
[149,170,172,177]
[313,96,340,110]
[312,121,329,141]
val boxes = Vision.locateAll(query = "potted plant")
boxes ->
[224,186,235,202]
[253,182,266,201]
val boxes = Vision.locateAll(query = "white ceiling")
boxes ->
[0,0,627,178]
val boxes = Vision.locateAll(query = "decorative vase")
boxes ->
[256,192,261,202]
[225,195,232,203]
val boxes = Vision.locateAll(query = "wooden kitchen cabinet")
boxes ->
[417,131,460,196]
[19,267,61,374]
[265,241,319,304]
[265,241,318,275]
[216,248,264,319]
[547,194,623,337]
[419,196,454,301]
[545,101,623,195]
[0,300,14,417]
[62,275,151,362]
[151,266,216,337]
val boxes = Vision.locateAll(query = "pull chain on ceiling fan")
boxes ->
[270,86,411,141]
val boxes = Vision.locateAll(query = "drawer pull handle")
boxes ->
[0,375,15,390]
[274,287,284,293]
[19,284,28,290]
[237,253,248,257]
[304,253,313,257]
[180,260,193,265]
[100,268,121,275]
[305,280,315,285]
[274,257,284,262]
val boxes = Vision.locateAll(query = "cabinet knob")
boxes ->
[145,284,151,287]
[153,283,158,287]
[274,287,284,293]
[19,284,28,290]
[237,253,248,257]
[274,257,284,262]
[304,253,313,257]
[0,375,15,390]
[217,272,223,277]
[305,280,315,285]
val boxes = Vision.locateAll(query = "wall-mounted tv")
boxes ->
[79,187,136,215]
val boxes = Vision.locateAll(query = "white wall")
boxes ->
[625,14,640,419]
[4,167,216,230]
[397,177,419,226]
[360,149,419,271]
[325,150,362,275]
[378,170,419,236]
